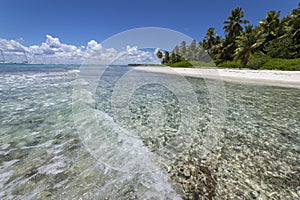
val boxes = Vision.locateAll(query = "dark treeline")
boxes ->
[157,3,300,69]
[156,40,211,65]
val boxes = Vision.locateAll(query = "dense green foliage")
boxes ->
[158,2,300,70]
[156,40,212,67]
[167,60,193,68]
[247,53,270,69]
[209,3,300,70]
[260,58,300,71]
[216,58,300,71]
[217,61,242,68]
[189,61,216,67]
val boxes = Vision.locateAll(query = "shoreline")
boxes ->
[134,67,300,88]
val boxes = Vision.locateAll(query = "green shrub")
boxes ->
[213,59,223,66]
[189,61,216,67]
[168,60,193,68]
[260,58,300,71]
[247,53,270,69]
[217,61,242,68]
[264,37,298,59]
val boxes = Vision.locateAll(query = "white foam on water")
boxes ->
[21,131,41,139]
[0,170,15,188]
[0,160,19,175]
[73,98,181,198]
[75,105,160,172]
[37,155,69,175]
[71,78,89,86]
[68,69,80,74]
[20,139,53,149]
[1,143,10,150]
[97,171,181,199]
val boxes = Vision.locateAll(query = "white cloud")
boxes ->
[87,40,102,51]
[86,40,103,58]
[0,35,160,64]
[0,38,26,53]
[36,35,79,55]
[126,45,138,55]
[116,45,160,64]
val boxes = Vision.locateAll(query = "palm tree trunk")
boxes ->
[242,56,248,68]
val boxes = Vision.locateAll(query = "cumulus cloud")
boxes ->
[85,40,103,58]
[0,38,26,53]
[116,45,160,64]
[0,35,160,64]
[0,38,28,63]
[126,45,138,55]
[87,40,102,51]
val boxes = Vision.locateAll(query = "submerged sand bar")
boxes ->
[134,67,300,88]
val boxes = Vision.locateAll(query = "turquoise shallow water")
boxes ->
[0,64,299,199]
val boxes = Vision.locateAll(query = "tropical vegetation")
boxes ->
[156,3,300,70]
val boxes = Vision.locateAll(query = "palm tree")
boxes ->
[173,45,180,56]
[203,28,222,59]
[288,3,300,57]
[223,7,249,38]
[156,50,163,59]
[188,40,197,60]
[286,3,300,49]
[222,7,249,60]
[164,51,170,64]
[258,11,282,50]
[234,25,262,68]
[219,36,235,60]
[180,41,186,56]
[203,27,217,49]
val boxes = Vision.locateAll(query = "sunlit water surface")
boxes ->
[0,65,299,199]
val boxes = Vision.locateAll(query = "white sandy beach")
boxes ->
[134,67,300,88]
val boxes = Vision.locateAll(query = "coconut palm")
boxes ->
[223,7,249,38]
[203,28,222,59]
[222,7,249,60]
[258,11,282,49]
[163,51,170,64]
[234,25,262,68]
[173,45,180,56]
[156,50,163,59]
[287,3,300,45]
[180,41,186,56]
[203,27,217,49]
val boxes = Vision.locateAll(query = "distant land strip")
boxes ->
[128,63,164,66]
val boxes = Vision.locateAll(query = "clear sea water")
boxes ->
[0,64,299,199]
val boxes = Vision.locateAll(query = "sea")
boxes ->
[0,64,299,199]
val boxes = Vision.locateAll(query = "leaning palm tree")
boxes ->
[223,7,249,38]
[258,11,282,49]
[234,25,262,68]
[271,3,300,58]
[287,3,300,46]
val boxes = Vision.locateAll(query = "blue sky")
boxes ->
[1,0,298,46]
[0,0,299,63]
